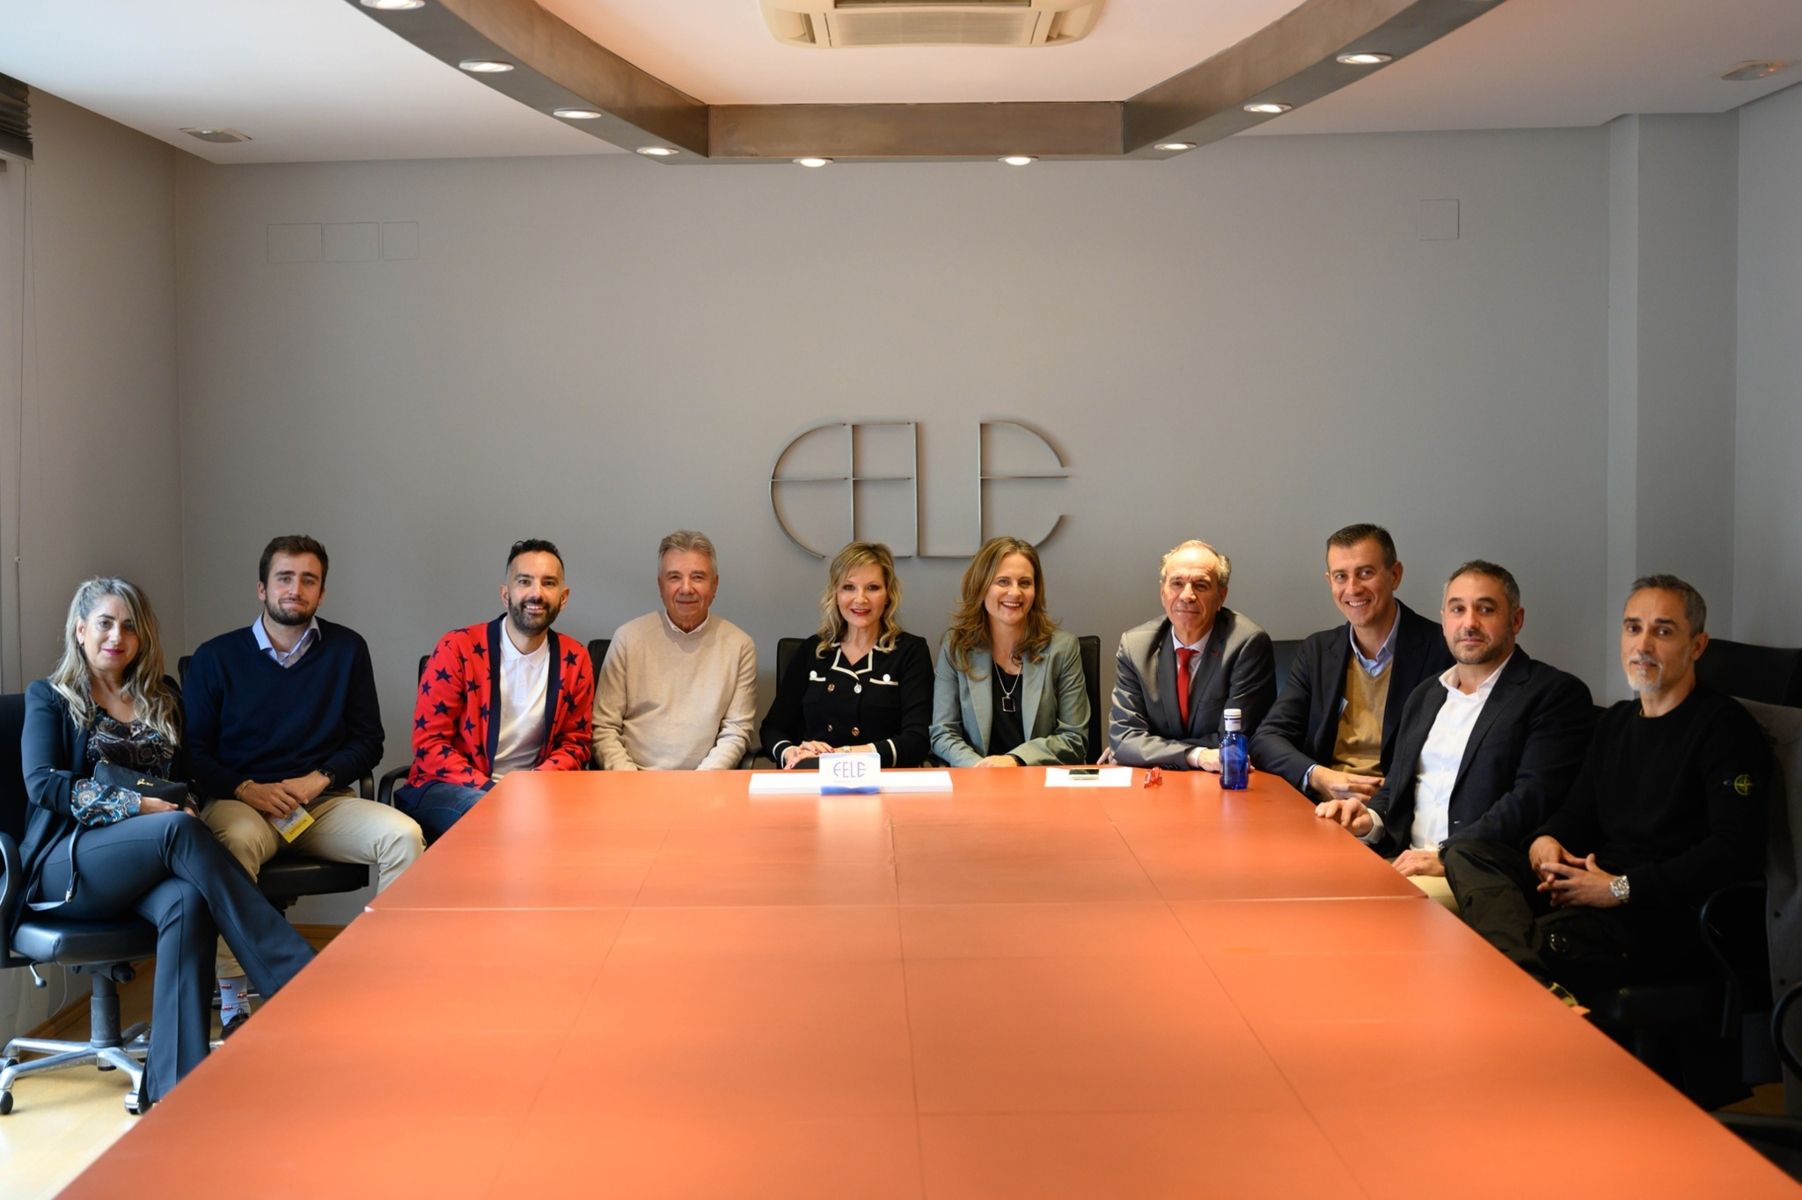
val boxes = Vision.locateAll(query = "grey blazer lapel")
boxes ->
[1189,634,1231,735]
[967,647,995,748]
[1022,646,1049,738]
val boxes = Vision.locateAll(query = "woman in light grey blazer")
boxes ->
[930,536,1089,766]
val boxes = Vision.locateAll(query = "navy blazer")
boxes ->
[1368,648,1594,857]
[15,678,188,934]
[1109,609,1276,768]
[1249,601,1452,794]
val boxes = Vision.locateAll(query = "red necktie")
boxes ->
[1176,647,1196,725]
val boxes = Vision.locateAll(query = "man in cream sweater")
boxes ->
[591,530,757,770]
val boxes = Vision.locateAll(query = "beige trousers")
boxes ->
[1410,872,1460,913]
[203,790,424,977]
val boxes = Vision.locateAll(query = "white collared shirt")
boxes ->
[1170,627,1212,675]
[1404,653,1512,850]
[491,626,551,777]
[660,609,711,638]
[251,613,320,668]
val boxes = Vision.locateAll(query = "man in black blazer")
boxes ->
[1317,560,1593,897]
[1110,540,1276,769]
[1250,524,1451,803]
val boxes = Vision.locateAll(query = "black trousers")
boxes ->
[1444,838,1706,1002]
[32,812,315,1102]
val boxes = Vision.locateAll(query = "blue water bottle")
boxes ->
[1220,707,1249,790]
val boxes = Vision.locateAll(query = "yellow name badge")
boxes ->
[819,751,881,795]
[269,805,316,842]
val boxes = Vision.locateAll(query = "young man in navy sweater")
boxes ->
[186,535,424,1028]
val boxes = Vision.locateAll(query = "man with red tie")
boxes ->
[1109,540,1277,771]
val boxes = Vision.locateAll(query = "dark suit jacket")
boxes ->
[1249,601,1452,794]
[1368,647,1594,857]
[1109,609,1276,768]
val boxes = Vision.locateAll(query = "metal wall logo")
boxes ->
[770,420,1069,558]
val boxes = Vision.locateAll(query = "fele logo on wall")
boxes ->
[770,421,1070,558]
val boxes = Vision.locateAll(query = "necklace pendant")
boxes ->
[1001,695,1017,714]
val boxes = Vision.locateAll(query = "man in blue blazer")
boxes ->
[1251,525,1452,803]
[1317,560,1593,901]
[1110,540,1276,770]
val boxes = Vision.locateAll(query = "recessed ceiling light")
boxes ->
[1243,102,1293,115]
[999,155,1037,166]
[360,0,425,10]
[636,146,679,157]
[458,58,514,74]
[794,156,833,168]
[1336,52,1393,66]
[1155,142,1197,152]
[1721,60,1791,82]
[181,127,252,144]
[554,107,604,120]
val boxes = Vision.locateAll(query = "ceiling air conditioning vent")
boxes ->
[761,0,1105,49]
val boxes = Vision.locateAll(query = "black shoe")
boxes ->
[220,1011,251,1040]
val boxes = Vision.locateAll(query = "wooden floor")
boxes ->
[0,928,338,1199]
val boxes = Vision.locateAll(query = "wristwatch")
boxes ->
[1609,874,1630,905]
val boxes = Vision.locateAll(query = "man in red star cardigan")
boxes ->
[396,540,593,843]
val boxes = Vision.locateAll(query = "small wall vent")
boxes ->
[761,0,1105,49]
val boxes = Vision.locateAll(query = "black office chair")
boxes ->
[587,638,610,676]
[1696,639,1802,708]
[0,692,156,1116]
[175,655,371,907]
[377,656,431,806]
[747,637,812,767]
[1077,634,1102,764]
[1270,638,1304,700]
[1718,982,1802,1181]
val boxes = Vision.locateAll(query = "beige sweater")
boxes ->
[591,610,757,770]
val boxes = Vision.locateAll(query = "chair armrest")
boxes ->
[0,830,22,946]
[1698,880,1769,1039]
[1774,980,1802,1081]
[375,765,408,807]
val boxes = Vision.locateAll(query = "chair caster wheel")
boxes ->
[0,1091,14,1115]
[124,1091,151,1116]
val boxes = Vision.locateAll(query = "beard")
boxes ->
[1624,657,1665,694]
[509,597,559,634]
[263,596,315,628]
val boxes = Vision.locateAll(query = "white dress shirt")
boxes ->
[1364,653,1512,849]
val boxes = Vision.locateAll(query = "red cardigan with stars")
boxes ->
[406,617,593,788]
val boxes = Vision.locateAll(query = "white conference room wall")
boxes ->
[0,92,185,690]
[0,93,184,1047]
[170,124,1616,771]
[1735,83,1802,648]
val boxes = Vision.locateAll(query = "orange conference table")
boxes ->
[69,768,1799,1199]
